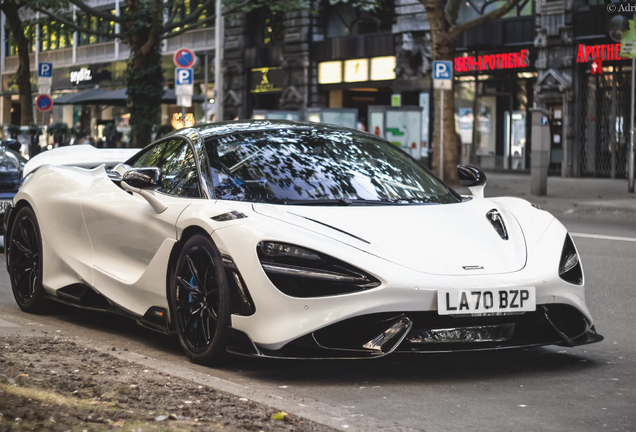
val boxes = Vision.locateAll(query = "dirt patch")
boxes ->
[0,335,336,432]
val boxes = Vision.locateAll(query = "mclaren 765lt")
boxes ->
[4,121,603,365]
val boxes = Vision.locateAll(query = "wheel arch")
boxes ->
[4,199,35,262]
[165,225,212,329]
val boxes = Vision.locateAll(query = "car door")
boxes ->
[81,138,204,316]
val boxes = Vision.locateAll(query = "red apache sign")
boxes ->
[576,44,626,63]
[454,49,530,73]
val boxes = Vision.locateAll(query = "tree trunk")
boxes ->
[422,0,459,185]
[125,42,164,148]
[2,1,34,126]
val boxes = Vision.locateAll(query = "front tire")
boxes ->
[170,234,231,366]
[7,206,48,313]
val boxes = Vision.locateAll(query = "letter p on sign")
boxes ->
[436,63,447,78]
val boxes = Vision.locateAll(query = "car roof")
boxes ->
[169,120,367,141]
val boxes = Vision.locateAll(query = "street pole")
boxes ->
[204,52,209,122]
[439,89,444,181]
[214,0,224,122]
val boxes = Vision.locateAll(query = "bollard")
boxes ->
[529,108,551,196]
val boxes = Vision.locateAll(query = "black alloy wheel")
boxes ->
[8,206,48,312]
[170,234,230,366]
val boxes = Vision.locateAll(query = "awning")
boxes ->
[53,88,205,106]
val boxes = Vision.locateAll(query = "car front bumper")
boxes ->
[226,305,604,359]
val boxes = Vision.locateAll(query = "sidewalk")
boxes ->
[455,172,636,218]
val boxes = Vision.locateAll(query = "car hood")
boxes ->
[253,198,527,276]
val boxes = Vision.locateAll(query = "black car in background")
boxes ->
[0,139,26,234]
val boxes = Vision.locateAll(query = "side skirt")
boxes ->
[47,284,175,335]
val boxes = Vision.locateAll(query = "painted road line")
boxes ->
[571,233,636,243]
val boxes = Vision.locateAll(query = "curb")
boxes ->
[0,312,418,432]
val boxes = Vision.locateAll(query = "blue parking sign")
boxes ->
[433,61,453,80]
[176,68,193,85]
[38,62,53,78]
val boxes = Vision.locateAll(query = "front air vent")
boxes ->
[486,209,508,240]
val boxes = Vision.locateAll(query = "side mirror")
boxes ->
[122,167,160,189]
[121,167,167,214]
[112,163,131,177]
[457,165,486,198]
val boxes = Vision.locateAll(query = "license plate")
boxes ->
[437,287,536,315]
[0,200,11,214]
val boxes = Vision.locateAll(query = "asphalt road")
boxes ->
[0,214,634,432]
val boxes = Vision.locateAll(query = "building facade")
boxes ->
[0,1,217,142]
[1,0,631,179]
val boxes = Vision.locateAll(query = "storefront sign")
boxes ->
[70,68,93,85]
[344,59,369,82]
[319,61,342,84]
[454,50,530,73]
[318,56,397,84]
[250,67,283,93]
[591,57,603,75]
[371,56,396,81]
[576,44,626,63]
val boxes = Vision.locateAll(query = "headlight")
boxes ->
[559,235,583,285]
[257,241,380,298]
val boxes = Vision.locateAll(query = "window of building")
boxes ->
[246,8,284,46]
[169,0,214,32]
[457,0,534,23]
[5,25,36,56]
[39,20,74,51]
[326,0,395,38]
[77,11,116,46]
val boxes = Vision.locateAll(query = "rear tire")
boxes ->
[7,206,48,313]
[170,234,231,366]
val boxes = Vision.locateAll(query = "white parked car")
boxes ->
[4,121,603,365]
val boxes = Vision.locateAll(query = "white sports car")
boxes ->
[4,121,603,365]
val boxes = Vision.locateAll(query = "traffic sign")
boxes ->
[38,62,53,85]
[36,94,53,112]
[38,62,53,77]
[174,48,196,68]
[177,95,192,107]
[433,61,453,90]
[175,68,193,85]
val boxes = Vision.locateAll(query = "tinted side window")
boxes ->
[131,143,166,168]
[156,141,201,198]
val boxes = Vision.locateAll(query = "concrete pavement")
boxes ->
[457,172,636,218]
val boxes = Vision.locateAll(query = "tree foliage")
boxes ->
[0,0,34,126]
[25,0,220,147]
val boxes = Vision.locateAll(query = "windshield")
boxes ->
[206,128,461,205]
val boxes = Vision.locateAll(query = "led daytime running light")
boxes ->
[258,242,321,261]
